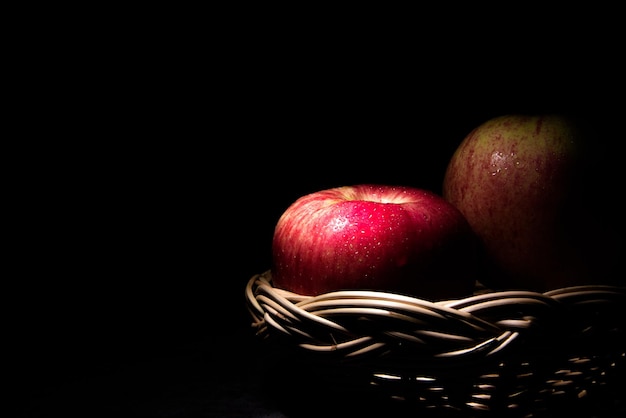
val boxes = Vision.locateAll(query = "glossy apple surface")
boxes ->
[271,184,480,300]
[442,114,620,291]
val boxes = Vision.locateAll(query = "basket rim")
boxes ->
[246,270,626,362]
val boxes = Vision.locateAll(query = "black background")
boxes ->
[14,10,625,417]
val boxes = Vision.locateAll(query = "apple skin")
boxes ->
[271,184,480,300]
[442,114,620,292]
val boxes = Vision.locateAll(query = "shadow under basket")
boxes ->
[245,271,626,418]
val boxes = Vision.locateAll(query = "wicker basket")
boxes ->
[245,270,626,417]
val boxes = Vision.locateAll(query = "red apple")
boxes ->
[442,114,620,292]
[271,184,480,300]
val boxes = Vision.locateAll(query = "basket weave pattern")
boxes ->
[246,271,626,416]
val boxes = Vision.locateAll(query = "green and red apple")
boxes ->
[442,114,620,292]
[271,184,480,300]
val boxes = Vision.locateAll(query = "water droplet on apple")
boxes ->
[328,216,349,232]
[490,151,505,166]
